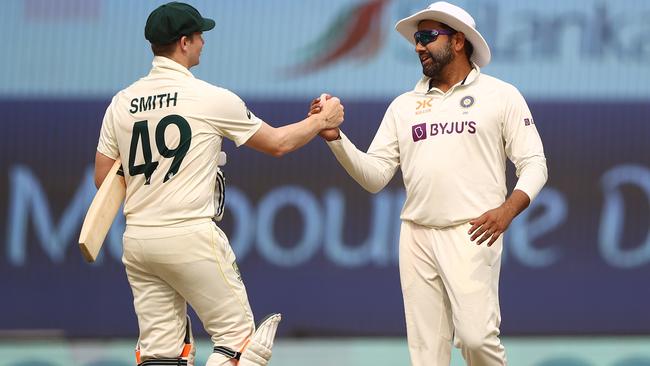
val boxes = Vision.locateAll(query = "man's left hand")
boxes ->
[468,190,531,247]
[468,205,516,246]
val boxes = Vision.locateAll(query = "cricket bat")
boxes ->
[79,159,126,263]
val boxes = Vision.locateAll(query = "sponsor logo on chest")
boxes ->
[410,94,479,142]
[415,97,433,115]
[411,121,477,142]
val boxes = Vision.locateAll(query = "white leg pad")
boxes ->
[238,313,282,366]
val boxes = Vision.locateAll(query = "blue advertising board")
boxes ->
[1,99,648,336]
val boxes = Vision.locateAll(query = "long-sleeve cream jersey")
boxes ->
[97,56,262,226]
[327,67,547,228]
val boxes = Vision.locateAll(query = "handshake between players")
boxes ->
[309,94,343,142]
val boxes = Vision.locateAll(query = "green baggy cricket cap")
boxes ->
[145,2,215,44]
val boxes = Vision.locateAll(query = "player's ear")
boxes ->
[454,32,466,53]
[179,35,189,50]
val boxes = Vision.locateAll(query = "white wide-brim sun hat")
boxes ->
[395,1,491,67]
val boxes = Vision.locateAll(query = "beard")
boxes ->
[419,39,454,79]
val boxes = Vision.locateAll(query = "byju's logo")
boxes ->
[412,123,427,142]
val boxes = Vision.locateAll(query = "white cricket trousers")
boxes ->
[123,221,255,366]
[399,221,506,366]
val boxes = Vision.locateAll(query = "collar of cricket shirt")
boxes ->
[150,56,195,78]
[414,64,481,94]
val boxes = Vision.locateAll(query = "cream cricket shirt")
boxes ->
[328,67,547,228]
[97,56,262,226]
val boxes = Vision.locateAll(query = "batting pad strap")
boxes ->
[213,346,242,360]
[138,358,188,366]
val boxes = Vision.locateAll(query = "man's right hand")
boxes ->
[319,96,344,129]
[310,95,342,141]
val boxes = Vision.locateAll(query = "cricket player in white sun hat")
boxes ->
[310,1,547,365]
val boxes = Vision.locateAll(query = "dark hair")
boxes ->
[150,33,198,56]
[151,41,177,56]
[439,22,474,61]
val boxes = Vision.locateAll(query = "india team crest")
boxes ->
[460,95,475,108]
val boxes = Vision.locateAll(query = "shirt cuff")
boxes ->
[234,118,263,147]
[513,164,548,202]
[96,146,119,160]
[326,130,350,149]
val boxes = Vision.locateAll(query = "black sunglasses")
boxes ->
[414,29,456,46]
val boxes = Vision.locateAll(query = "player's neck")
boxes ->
[428,59,472,93]
[166,54,193,70]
